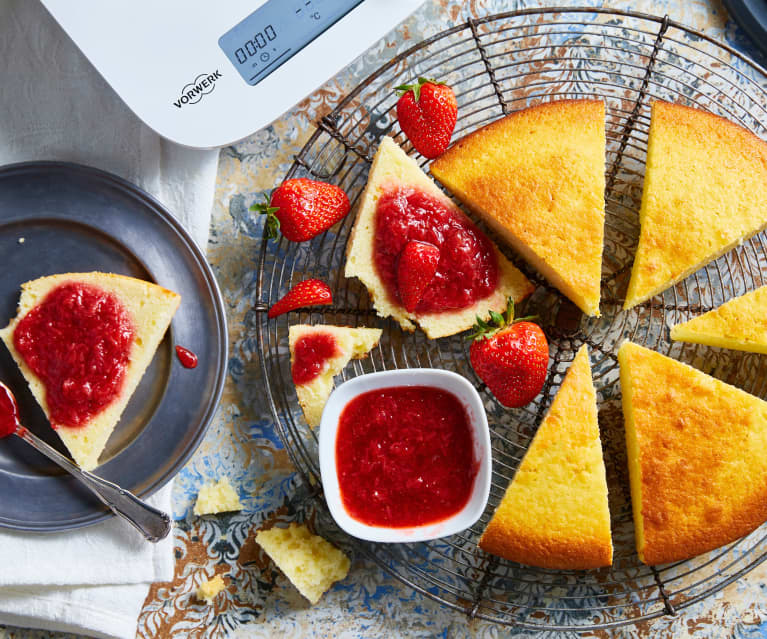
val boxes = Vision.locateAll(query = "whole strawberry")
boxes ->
[397,240,440,312]
[252,178,350,242]
[395,77,457,159]
[469,299,548,408]
[268,279,332,319]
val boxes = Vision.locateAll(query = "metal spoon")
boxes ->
[0,381,171,542]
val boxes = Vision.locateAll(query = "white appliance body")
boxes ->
[40,0,425,148]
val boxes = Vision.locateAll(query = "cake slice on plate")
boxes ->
[670,285,767,353]
[430,99,606,317]
[479,345,613,569]
[289,324,381,427]
[624,101,767,309]
[618,341,767,565]
[345,136,533,339]
[0,272,180,470]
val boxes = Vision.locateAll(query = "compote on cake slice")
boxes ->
[345,136,533,339]
[624,101,767,309]
[619,341,767,564]
[288,324,381,427]
[430,99,606,317]
[670,285,767,354]
[479,345,613,569]
[0,272,180,470]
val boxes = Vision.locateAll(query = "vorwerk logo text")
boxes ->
[173,71,222,108]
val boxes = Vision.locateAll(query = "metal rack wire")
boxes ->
[255,7,767,630]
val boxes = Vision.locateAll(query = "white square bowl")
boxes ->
[318,368,492,543]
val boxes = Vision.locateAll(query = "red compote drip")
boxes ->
[374,187,499,313]
[175,345,198,369]
[291,333,340,385]
[336,386,479,527]
[13,282,135,428]
[0,383,20,438]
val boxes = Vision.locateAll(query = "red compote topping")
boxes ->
[336,386,478,527]
[13,282,135,428]
[0,383,20,438]
[175,345,198,369]
[291,332,340,385]
[374,187,499,313]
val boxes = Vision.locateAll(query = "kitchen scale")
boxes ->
[39,0,425,149]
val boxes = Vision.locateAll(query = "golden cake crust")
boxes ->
[618,341,767,565]
[430,99,606,317]
[670,285,767,353]
[479,346,612,569]
[625,101,767,309]
[344,137,533,339]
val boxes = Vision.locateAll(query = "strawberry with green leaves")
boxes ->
[252,178,350,242]
[268,279,332,319]
[469,299,549,408]
[395,77,457,159]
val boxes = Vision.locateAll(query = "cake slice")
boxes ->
[430,99,606,317]
[624,101,767,309]
[194,478,243,515]
[345,137,533,339]
[289,324,381,427]
[479,345,613,569]
[618,341,767,565]
[256,523,350,604]
[670,285,767,353]
[0,272,180,470]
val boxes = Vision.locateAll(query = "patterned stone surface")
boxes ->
[4,0,767,637]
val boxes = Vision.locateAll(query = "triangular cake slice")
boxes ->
[431,99,606,316]
[624,101,767,309]
[289,324,381,427]
[345,137,533,339]
[0,272,180,470]
[479,345,613,569]
[618,341,767,564]
[670,285,767,353]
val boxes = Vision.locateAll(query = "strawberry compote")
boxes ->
[335,386,478,528]
[292,332,340,385]
[374,187,499,313]
[13,282,135,428]
[0,384,19,438]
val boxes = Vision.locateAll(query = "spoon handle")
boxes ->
[16,428,171,543]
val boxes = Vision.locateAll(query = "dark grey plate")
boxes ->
[723,0,767,59]
[0,162,227,532]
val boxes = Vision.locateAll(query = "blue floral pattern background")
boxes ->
[4,1,767,637]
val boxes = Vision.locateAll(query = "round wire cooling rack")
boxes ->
[255,7,767,631]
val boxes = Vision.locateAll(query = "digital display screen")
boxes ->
[219,0,364,86]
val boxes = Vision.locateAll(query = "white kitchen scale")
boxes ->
[40,0,426,148]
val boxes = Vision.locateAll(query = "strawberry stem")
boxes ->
[250,196,281,240]
[394,77,444,102]
[467,297,539,341]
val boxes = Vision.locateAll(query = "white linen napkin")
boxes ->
[0,1,221,638]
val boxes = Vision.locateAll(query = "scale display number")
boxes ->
[219,0,364,86]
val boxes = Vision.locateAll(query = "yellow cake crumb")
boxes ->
[196,575,226,604]
[256,523,350,604]
[193,478,243,515]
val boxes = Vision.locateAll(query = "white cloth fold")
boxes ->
[0,0,221,637]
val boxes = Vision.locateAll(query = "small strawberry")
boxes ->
[251,178,350,242]
[395,77,457,159]
[468,299,548,408]
[267,279,332,319]
[397,240,440,312]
